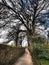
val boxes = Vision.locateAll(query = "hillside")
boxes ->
[0,44,25,65]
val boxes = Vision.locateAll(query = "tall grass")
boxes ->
[31,38,49,65]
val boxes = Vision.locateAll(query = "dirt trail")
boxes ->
[13,48,33,65]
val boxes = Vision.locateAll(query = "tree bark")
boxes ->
[27,32,33,47]
[15,35,18,46]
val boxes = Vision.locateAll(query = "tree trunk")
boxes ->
[15,32,19,46]
[15,36,18,46]
[27,33,33,47]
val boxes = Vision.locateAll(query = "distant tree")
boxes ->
[0,0,49,46]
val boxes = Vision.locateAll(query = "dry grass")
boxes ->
[0,44,25,65]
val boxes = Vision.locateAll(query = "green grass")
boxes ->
[39,59,49,65]
[31,40,49,65]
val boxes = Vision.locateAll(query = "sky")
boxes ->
[0,0,49,47]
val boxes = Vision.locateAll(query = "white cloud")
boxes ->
[1,30,8,35]
[46,28,49,31]
[40,10,47,13]
[6,0,13,8]
[35,24,48,39]
[0,0,2,2]
[0,20,4,24]
[22,36,28,47]
[0,38,8,43]
[7,40,16,45]
[20,25,27,30]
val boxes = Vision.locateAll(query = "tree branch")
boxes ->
[0,1,32,34]
[35,0,46,18]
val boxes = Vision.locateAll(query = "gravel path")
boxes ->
[13,48,33,65]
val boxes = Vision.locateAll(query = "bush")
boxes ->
[33,46,49,60]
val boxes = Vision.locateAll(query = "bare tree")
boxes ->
[0,0,49,46]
